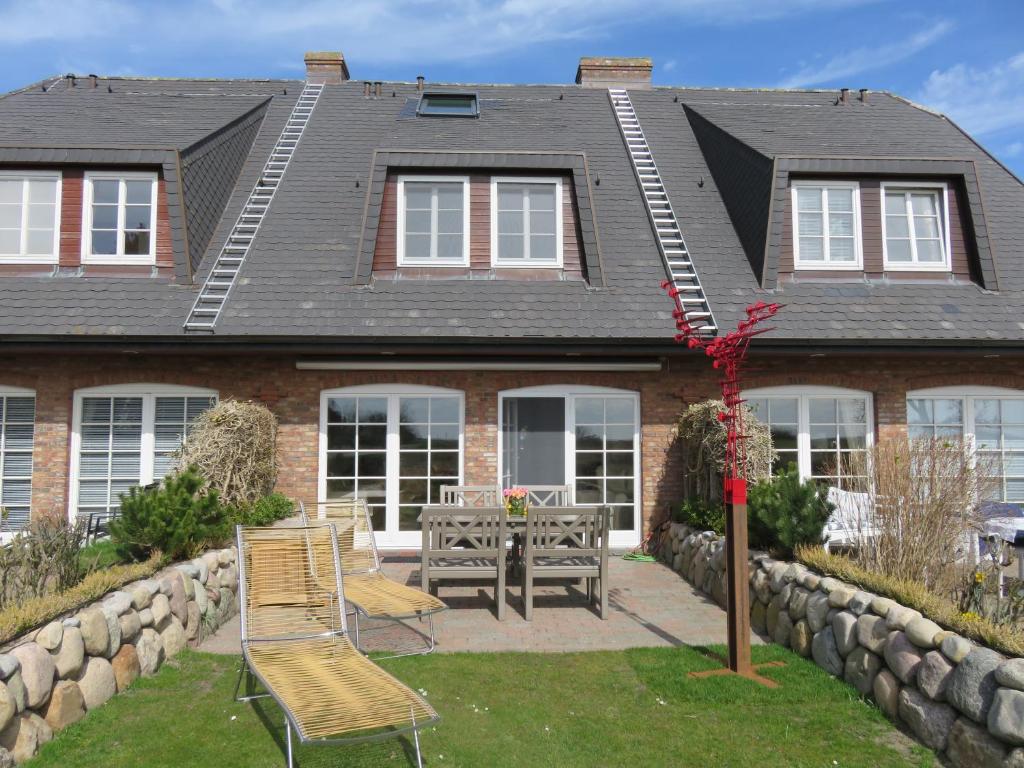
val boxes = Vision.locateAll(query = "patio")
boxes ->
[199,552,759,655]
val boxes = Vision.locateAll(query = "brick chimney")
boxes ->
[575,57,652,89]
[304,51,350,84]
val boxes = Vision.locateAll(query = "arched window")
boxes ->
[319,385,464,548]
[743,385,874,488]
[907,386,1024,503]
[70,384,217,520]
[0,386,35,535]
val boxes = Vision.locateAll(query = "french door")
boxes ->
[320,386,464,548]
[499,386,640,547]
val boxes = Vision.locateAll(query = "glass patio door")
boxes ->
[322,389,463,547]
[499,388,640,547]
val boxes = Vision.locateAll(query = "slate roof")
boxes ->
[0,74,1022,347]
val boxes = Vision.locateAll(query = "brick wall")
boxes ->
[5,351,1022,534]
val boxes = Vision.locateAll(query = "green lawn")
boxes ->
[31,646,934,768]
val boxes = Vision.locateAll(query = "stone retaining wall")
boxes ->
[663,524,1024,768]
[0,547,239,765]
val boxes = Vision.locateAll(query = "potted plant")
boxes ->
[503,487,529,517]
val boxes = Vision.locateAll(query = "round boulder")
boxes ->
[872,668,900,720]
[941,634,973,664]
[75,657,116,711]
[10,643,55,710]
[996,658,1024,691]
[159,617,187,659]
[844,646,881,696]
[110,645,140,693]
[791,619,812,657]
[76,607,109,657]
[918,650,954,702]
[832,611,858,656]
[946,717,1008,768]
[947,647,1002,723]
[0,712,52,765]
[33,622,63,652]
[0,683,13,735]
[883,631,923,685]
[118,611,142,645]
[806,591,830,633]
[41,680,85,732]
[988,688,1024,746]
[905,617,942,649]
[856,614,888,654]
[811,627,844,677]
[51,626,85,680]
[136,628,164,676]
[897,687,957,751]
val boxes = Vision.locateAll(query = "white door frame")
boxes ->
[497,385,642,548]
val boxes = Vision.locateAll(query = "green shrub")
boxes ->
[747,467,834,557]
[110,467,229,562]
[674,498,725,535]
[77,539,126,577]
[228,493,296,527]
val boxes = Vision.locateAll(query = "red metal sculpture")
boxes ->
[662,280,782,684]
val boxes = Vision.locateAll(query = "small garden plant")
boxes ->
[747,466,834,557]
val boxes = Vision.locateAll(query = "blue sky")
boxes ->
[2,0,1023,176]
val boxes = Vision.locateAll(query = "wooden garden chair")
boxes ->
[522,506,610,620]
[440,484,501,507]
[524,485,574,506]
[235,524,438,768]
[421,505,508,620]
[300,499,447,657]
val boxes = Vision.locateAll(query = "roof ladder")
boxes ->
[607,88,716,334]
[183,82,326,332]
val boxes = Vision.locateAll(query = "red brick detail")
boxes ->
[154,176,173,270]
[10,353,1024,535]
[59,170,84,268]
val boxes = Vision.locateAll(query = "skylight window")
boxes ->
[417,92,479,118]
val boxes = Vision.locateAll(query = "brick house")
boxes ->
[0,52,1021,548]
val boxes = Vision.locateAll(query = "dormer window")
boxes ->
[397,175,470,266]
[491,178,563,267]
[417,93,478,117]
[0,171,60,264]
[882,182,949,270]
[82,172,157,265]
[791,181,862,270]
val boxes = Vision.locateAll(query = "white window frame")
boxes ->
[490,176,564,268]
[318,384,465,549]
[0,171,61,265]
[81,171,158,266]
[0,385,36,542]
[68,384,218,522]
[743,385,875,483]
[791,180,863,270]
[906,386,1024,503]
[881,181,951,271]
[497,384,641,548]
[396,175,470,267]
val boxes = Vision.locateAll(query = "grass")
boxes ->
[30,646,935,768]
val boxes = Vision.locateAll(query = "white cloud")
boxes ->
[916,53,1024,136]
[776,20,952,88]
[663,59,677,72]
[1004,141,1024,158]
[0,0,881,66]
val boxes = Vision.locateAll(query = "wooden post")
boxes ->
[724,492,751,675]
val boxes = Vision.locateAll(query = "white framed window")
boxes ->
[319,385,464,548]
[882,182,951,270]
[0,171,61,264]
[82,172,158,265]
[498,385,640,547]
[396,176,470,267]
[745,386,873,488]
[0,387,35,536]
[907,387,1024,503]
[69,385,217,520]
[490,177,563,267]
[791,181,862,269]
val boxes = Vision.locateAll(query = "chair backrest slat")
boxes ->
[525,506,608,557]
[299,499,381,575]
[523,485,573,507]
[441,485,501,507]
[236,524,348,644]
[421,505,506,558]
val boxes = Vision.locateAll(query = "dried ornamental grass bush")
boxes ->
[847,437,994,596]
[677,399,775,504]
[0,552,162,644]
[177,399,278,507]
[796,544,1024,657]
[0,517,85,611]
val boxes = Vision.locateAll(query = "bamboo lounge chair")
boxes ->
[300,499,447,656]
[235,524,438,767]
